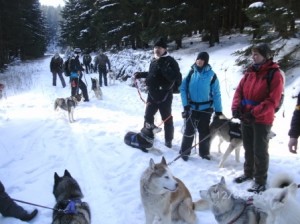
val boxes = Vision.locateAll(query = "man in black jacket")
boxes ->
[50,53,66,88]
[134,38,182,148]
[288,92,300,153]
[0,181,38,221]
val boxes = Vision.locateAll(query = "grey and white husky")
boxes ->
[209,115,243,168]
[54,96,79,123]
[52,170,91,224]
[200,177,267,224]
[140,157,208,224]
[91,77,103,100]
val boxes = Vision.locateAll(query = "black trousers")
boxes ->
[242,122,271,185]
[180,109,213,157]
[70,78,89,101]
[52,72,66,87]
[144,92,173,142]
[98,67,107,86]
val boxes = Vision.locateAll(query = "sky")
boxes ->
[0,34,300,224]
[39,0,65,7]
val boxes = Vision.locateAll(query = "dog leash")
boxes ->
[12,198,62,212]
[134,79,147,104]
[167,117,233,166]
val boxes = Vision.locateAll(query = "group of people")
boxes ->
[49,48,112,102]
[134,38,299,193]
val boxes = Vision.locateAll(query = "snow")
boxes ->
[0,34,300,224]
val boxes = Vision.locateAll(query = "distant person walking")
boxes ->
[288,92,300,153]
[94,50,111,86]
[83,52,92,74]
[50,53,66,88]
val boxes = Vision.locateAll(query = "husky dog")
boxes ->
[253,174,300,224]
[209,115,243,168]
[200,176,266,224]
[107,70,116,85]
[54,96,79,123]
[91,77,103,100]
[52,170,91,224]
[140,157,208,224]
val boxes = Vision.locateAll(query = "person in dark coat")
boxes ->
[0,181,38,221]
[134,37,182,148]
[82,52,92,74]
[288,92,300,153]
[179,52,223,161]
[94,50,111,86]
[231,43,284,193]
[50,53,66,88]
[69,48,89,102]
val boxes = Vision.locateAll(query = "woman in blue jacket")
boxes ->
[179,52,223,161]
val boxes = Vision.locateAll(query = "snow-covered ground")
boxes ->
[0,34,300,223]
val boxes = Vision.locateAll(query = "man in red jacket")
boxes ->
[231,43,284,193]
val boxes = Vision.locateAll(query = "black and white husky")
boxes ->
[52,170,91,224]
[107,70,116,85]
[54,96,78,123]
[91,77,103,100]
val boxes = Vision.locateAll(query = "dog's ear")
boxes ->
[149,158,155,170]
[54,172,60,183]
[288,183,298,196]
[220,176,226,185]
[161,156,167,166]
[64,169,72,178]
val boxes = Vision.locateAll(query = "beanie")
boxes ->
[154,37,167,49]
[252,43,272,59]
[196,52,209,64]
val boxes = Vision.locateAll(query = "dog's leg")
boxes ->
[144,211,155,224]
[235,146,241,163]
[219,143,235,168]
[217,137,224,153]
[178,198,197,224]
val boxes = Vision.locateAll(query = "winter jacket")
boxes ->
[94,53,111,70]
[180,64,222,112]
[232,60,284,125]
[139,53,181,101]
[288,92,300,138]
[69,55,83,79]
[50,56,63,73]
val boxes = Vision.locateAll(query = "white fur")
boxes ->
[108,70,116,85]
[140,157,208,224]
[253,183,300,224]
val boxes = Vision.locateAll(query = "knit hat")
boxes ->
[154,37,167,49]
[196,52,209,64]
[252,43,272,59]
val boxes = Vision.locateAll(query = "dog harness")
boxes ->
[61,199,81,214]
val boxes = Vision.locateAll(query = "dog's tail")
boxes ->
[193,199,209,211]
[270,173,294,188]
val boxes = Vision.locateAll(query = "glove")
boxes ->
[241,112,255,123]
[232,110,240,119]
[134,72,141,79]
[182,105,191,118]
[214,112,224,120]
[288,138,298,154]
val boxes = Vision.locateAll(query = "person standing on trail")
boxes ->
[50,53,66,88]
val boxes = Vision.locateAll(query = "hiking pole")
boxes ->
[168,117,233,166]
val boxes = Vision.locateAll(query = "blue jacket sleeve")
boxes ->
[180,76,189,107]
[211,77,222,112]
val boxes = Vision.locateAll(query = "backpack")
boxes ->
[265,68,285,112]
[63,58,70,77]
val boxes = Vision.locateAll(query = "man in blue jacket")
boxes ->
[179,52,223,161]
